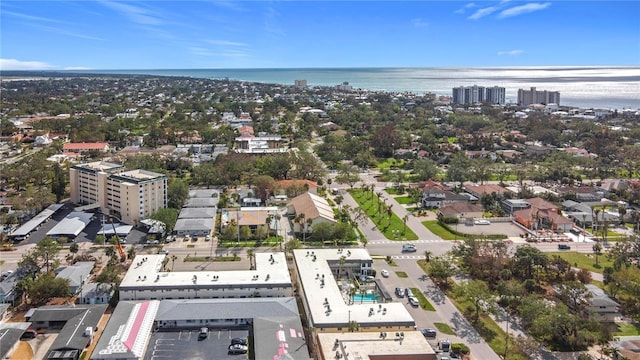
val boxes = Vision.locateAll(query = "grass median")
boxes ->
[349,189,418,240]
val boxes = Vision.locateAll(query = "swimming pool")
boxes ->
[351,293,380,302]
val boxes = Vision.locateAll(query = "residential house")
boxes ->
[25,304,107,360]
[286,192,337,234]
[276,179,319,197]
[438,203,484,220]
[55,261,95,294]
[78,283,114,305]
[421,186,467,208]
[63,142,110,155]
[513,197,574,232]
[585,284,620,323]
[465,183,512,199]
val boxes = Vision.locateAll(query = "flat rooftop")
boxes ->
[293,249,415,329]
[317,331,436,360]
[73,161,123,172]
[120,252,291,290]
[116,169,166,181]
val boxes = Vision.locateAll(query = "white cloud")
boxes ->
[468,6,498,20]
[497,49,524,56]
[2,10,65,24]
[0,58,56,70]
[455,3,476,14]
[205,40,247,47]
[498,2,551,18]
[412,18,429,28]
[99,0,163,26]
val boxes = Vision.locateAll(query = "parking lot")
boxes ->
[17,202,148,246]
[143,328,251,360]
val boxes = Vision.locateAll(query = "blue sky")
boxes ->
[1,1,639,70]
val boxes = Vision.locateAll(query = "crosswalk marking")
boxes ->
[392,255,426,260]
[368,239,445,245]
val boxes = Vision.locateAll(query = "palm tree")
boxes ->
[171,255,178,271]
[592,242,602,266]
[265,215,272,238]
[338,255,346,280]
[305,218,313,241]
[424,250,432,262]
[402,214,409,234]
[592,207,601,233]
[247,249,255,270]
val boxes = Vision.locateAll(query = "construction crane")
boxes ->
[109,217,126,262]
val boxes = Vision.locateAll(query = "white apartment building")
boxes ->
[70,161,124,206]
[517,87,560,106]
[292,249,415,332]
[119,253,292,301]
[70,161,167,225]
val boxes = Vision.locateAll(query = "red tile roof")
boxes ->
[63,142,108,151]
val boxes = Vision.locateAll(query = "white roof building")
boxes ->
[292,249,415,331]
[119,253,292,301]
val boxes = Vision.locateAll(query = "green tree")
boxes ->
[167,178,189,209]
[412,158,438,181]
[19,237,62,274]
[335,164,360,189]
[446,152,471,188]
[311,222,334,243]
[51,162,67,203]
[25,272,71,305]
[456,279,495,323]
[427,256,455,289]
[95,264,122,288]
[69,242,79,254]
[150,208,179,234]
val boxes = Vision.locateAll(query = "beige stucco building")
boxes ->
[70,161,167,225]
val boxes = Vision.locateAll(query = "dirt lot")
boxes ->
[457,221,525,238]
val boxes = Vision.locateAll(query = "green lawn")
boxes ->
[394,196,413,205]
[409,287,436,311]
[377,158,406,170]
[349,189,418,240]
[422,220,458,240]
[547,251,613,273]
[434,322,456,335]
[395,271,408,278]
[385,187,399,195]
[614,322,640,336]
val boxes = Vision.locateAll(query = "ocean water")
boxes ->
[81,67,640,110]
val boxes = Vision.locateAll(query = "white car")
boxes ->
[474,219,491,225]
[380,269,389,277]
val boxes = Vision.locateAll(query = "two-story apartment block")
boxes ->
[119,253,292,301]
[70,161,167,225]
[234,135,289,154]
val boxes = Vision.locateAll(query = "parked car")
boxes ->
[380,269,389,277]
[158,248,169,255]
[231,337,248,346]
[205,234,211,241]
[558,244,571,250]
[198,327,208,340]
[408,296,420,307]
[421,328,437,338]
[402,243,417,252]
[395,287,405,298]
[228,344,248,354]
[474,219,491,225]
